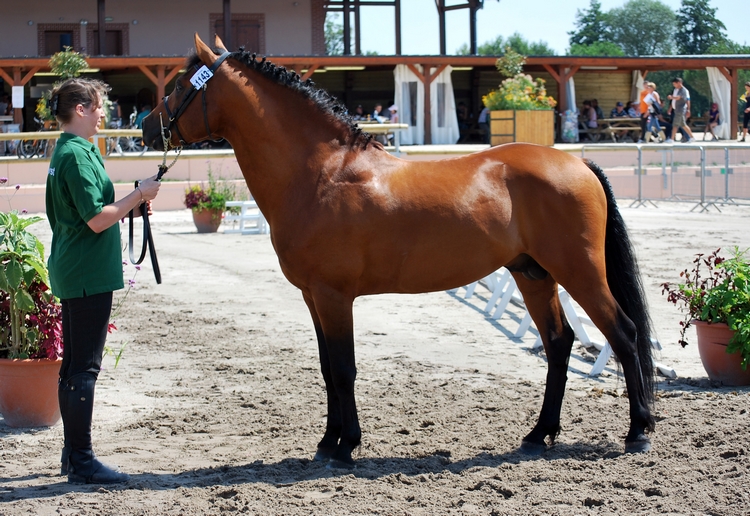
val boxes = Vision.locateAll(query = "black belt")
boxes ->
[128,164,168,284]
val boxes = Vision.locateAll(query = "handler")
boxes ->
[46,78,161,484]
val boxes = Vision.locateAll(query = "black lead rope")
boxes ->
[128,52,231,283]
[128,164,169,284]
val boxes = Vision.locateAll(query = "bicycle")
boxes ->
[17,117,56,159]
[107,108,147,156]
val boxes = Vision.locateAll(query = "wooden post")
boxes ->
[13,68,22,126]
[97,0,106,55]
[438,0,446,56]
[395,0,402,55]
[223,0,232,50]
[408,64,447,145]
[342,0,351,55]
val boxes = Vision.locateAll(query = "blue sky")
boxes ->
[346,0,745,55]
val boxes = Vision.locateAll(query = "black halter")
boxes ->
[127,51,232,284]
[162,50,232,145]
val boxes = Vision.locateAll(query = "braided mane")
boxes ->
[187,49,375,149]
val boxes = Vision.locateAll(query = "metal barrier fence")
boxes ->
[580,143,750,211]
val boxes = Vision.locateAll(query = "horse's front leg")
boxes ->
[307,288,360,468]
[302,293,342,462]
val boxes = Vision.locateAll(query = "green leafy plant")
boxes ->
[36,47,90,122]
[662,247,750,369]
[0,179,62,359]
[184,165,239,216]
[482,48,557,111]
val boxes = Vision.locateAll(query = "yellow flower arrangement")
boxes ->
[483,74,557,111]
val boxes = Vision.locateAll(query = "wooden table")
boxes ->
[578,117,641,142]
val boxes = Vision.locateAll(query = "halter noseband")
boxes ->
[162,50,232,146]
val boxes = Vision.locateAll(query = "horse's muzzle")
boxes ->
[141,114,163,151]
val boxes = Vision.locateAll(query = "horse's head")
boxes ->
[142,33,230,151]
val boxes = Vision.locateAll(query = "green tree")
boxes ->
[707,39,750,55]
[568,41,625,56]
[457,32,555,56]
[568,0,611,46]
[675,0,727,55]
[609,0,677,55]
[325,15,344,55]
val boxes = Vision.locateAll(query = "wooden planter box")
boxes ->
[490,110,554,146]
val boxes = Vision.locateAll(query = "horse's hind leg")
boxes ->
[561,280,654,452]
[301,292,344,462]
[512,273,575,454]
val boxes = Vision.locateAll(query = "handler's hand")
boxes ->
[138,175,161,202]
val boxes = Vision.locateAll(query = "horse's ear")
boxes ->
[194,32,218,65]
[213,34,228,52]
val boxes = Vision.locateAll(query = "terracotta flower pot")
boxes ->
[693,321,750,386]
[191,208,223,233]
[0,358,62,428]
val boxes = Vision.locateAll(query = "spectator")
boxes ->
[610,102,628,118]
[609,102,630,140]
[740,82,750,142]
[0,92,11,116]
[387,104,399,124]
[625,101,639,118]
[134,105,151,129]
[351,105,366,121]
[478,106,490,144]
[580,100,598,140]
[372,103,385,123]
[666,77,695,143]
[107,95,122,129]
[638,86,649,142]
[592,99,603,120]
[707,102,720,141]
[456,102,469,131]
[644,82,663,142]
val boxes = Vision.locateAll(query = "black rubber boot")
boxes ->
[58,380,70,475]
[60,373,129,485]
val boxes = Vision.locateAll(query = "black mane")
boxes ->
[187,49,375,148]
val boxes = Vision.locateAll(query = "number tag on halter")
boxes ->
[190,65,213,89]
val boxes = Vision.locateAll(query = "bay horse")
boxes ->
[143,33,655,468]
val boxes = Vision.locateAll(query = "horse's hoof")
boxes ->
[326,459,355,470]
[624,437,651,454]
[519,440,547,456]
[313,448,334,462]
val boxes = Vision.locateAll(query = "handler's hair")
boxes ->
[49,78,110,125]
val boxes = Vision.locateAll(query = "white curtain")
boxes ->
[394,64,424,145]
[565,68,577,114]
[429,65,460,145]
[706,67,731,140]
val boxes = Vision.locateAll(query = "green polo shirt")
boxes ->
[46,133,124,299]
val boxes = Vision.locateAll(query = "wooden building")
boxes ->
[1,1,748,141]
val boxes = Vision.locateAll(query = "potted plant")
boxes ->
[482,47,557,147]
[184,168,238,233]
[662,247,750,386]
[0,179,64,427]
[35,47,90,128]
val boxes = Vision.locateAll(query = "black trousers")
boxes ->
[59,292,113,382]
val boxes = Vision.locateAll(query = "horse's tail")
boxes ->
[584,159,655,406]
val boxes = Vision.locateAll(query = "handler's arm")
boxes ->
[87,176,161,234]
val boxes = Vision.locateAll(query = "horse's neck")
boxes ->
[219,81,355,217]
